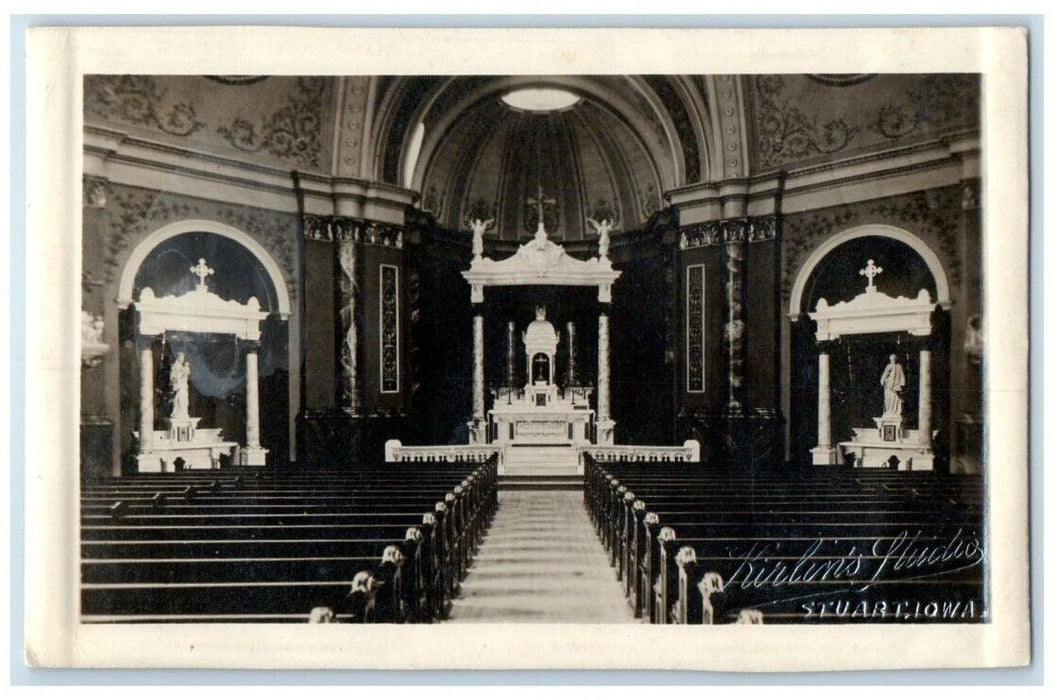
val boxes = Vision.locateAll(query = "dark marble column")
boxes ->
[566,321,576,387]
[338,235,360,414]
[724,225,746,413]
[506,320,516,388]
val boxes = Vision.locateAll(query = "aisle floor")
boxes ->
[446,490,638,623]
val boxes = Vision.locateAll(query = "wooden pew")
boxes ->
[80,457,498,623]
[584,455,984,625]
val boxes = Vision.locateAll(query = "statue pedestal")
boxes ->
[839,415,934,471]
[873,414,903,443]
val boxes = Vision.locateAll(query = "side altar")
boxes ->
[808,259,937,471]
[133,259,272,472]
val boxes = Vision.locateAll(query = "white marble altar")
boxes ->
[462,211,620,445]
[134,258,271,472]
[488,307,595,447]
[808,259,937,470]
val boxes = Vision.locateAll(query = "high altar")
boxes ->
[461,210,621,447]
[488,307,594,446]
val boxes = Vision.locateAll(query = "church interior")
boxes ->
[79,74,987,625]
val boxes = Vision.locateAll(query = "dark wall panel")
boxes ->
[745,239,779,410]
[303,239,336,408]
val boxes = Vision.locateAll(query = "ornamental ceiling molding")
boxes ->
[749,75,980,172]
[303,215,404,248]
[404,76,681,194]
[216,77,325,168]
[641,76,702,184]
[806,75,876,87]
[85,76,206,138]
[203,76,270,86]
[334,76,371,178]
[679,216,778,250]
[86,76,328,170]
[751,75,859,171]
[703,75,749,180]
[867,74,980,140]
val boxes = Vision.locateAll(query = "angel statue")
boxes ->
[466,217,494,259]
[587,216,619,259]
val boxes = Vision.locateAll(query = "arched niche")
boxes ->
[118,219,291,317]
[117,221,295,468]
[789,224,951,318]
[787,229,952,470]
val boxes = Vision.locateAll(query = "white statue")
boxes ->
[81,310,108,367]
[466,217,493,259]
[587,216,618,259]
[81,310,104,346]
[880,353,906,417]
[170,352,191,420]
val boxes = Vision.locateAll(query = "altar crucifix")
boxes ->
[525,183,558,234]
[859,258,883,294]
[190,258,215,290]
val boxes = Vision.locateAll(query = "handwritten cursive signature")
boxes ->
[867,528,985,586]
[723,529,985,592]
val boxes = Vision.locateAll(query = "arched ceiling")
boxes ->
[366,76,715,238]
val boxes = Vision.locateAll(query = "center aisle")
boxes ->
[447,490,638,623]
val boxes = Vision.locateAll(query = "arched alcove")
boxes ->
[117,224,293,469]
[788,232,951,470]
[789,224,951,317]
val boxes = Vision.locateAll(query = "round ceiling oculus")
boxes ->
[500,88,581,112]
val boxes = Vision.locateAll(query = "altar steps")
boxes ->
[503,445,579,476]
[498,475,583,491]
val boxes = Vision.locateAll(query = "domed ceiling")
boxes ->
[369,76,714,239]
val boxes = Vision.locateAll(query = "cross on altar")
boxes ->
[190,258,215,289]
[859,258,883,294]
[526,184,556,231]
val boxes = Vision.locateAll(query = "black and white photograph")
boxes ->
[23,26,1031,671]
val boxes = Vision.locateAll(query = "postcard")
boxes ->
[23,26,1030,670]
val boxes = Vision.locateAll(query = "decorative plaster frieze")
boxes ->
[85,76,205,138]
[679,216,778,250]
[302,215,405,248]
